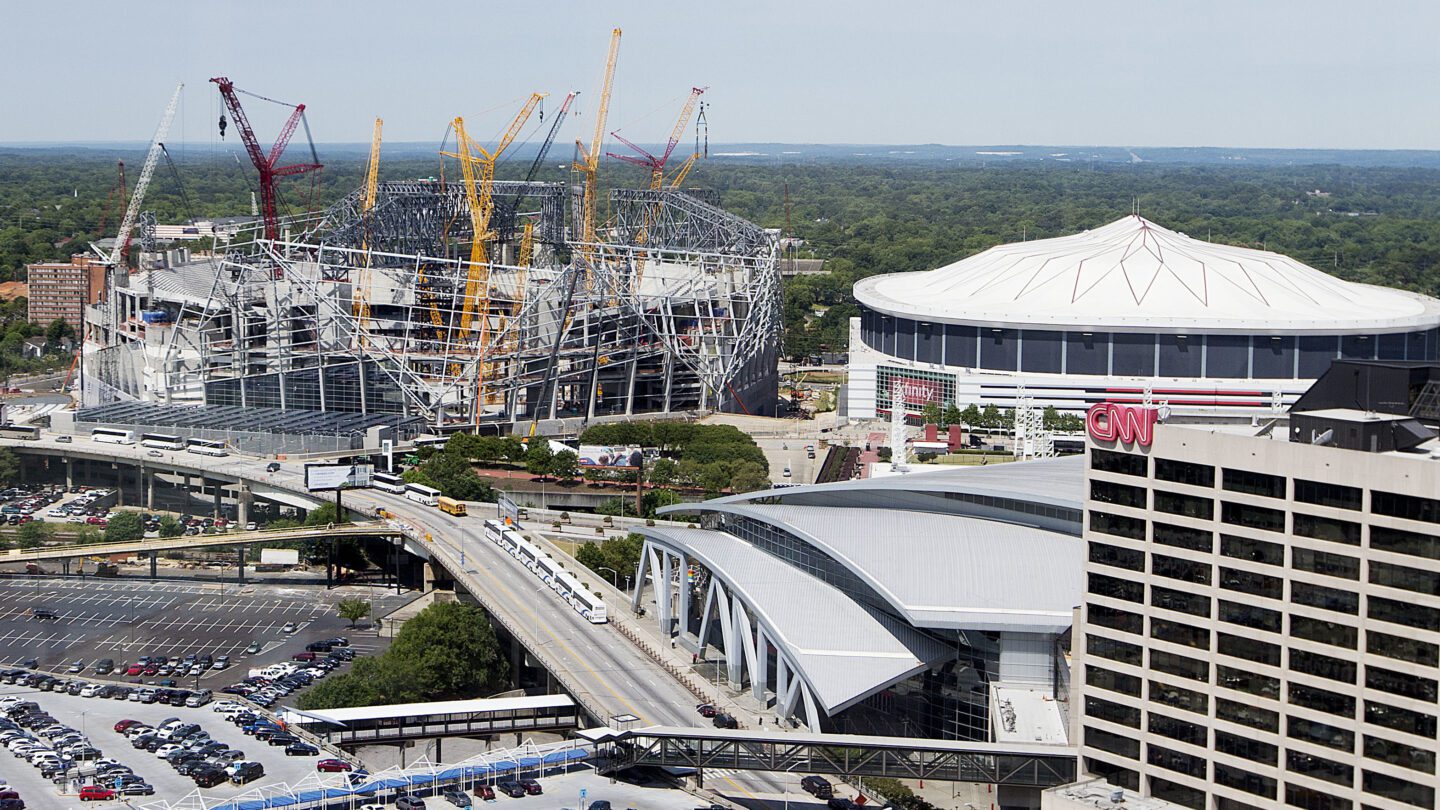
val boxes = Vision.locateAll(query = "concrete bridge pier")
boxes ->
[149,553,158,579]
[237,546,246,584]
[144,471,156,510]
[64,458,73,489]
[237,485,252,527]
[113,464,125,507]
[212,481,222,519]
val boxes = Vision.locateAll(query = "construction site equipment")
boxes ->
[576,28,622,248]
[209,76,323,242]
[608,86,706,189]
[109,83,181,270]
[354,118,383,324]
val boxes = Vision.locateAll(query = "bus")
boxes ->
[414,437,448,452]
[437,496,467,517]
[140,433,185,451]
[482,519,608,624]
[91,428,135,445]
[185,438,229,457]
[0,424,40,441]
[405,483,440,507]
[371,472,406,494]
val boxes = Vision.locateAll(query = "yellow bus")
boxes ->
[437,496,467,517]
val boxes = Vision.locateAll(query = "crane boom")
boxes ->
[658,87,706,181]
[354,118,382,325]
[109,83,182,269]
[523,91,579,185]
[579,28,621,246]
[209,77,323,242]
[607,86,706,189]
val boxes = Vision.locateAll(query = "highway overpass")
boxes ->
[5,524,398,564]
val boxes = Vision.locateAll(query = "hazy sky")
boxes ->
[4,0,1438,149]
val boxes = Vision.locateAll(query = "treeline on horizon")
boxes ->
[4,150,1440,358]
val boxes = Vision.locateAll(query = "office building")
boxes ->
[26,254,104,328]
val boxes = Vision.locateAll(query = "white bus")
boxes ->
[414,437,448,452]
[404,483,441,506]
[140,433,185,451]
[371,472,406,494]
[482,519,608,624]
[184,438,229,457]
[91,428,135,445]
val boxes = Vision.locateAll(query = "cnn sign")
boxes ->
[1087,403,1162,447]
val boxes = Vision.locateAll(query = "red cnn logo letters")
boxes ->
[1087,403,1160,447]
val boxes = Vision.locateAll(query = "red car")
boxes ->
[474,784,495,801]
[316,759,352,773]
[114,719,140,733]
[125,665,143,676]
[80,785,117,801]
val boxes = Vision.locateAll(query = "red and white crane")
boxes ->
[209,77,323,242]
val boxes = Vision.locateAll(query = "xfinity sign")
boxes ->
[1086,403,1163,447]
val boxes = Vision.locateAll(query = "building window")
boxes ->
[1217,697,1278,732]
[1216,665,1279,699]
[1292,547,1360,580]
[1365,665,1439,702]
[1089,512,1146,542]
[1292,581,1359,614]
[1363,735,1437,775]
[1288,717,1354,753]
[1288,683,1355,718]
[1149,776,1206,810]
[1283,787,1352,810]
[1149,681,1208,715]
[1289,649,1357,683]
[1214,763,1276,799]
[1221,501,1285,533]
[1091,479,1146,509]
[1292,513,1360,545]
[1365,631,1438,666]
[1148,712,1206,746]
[1084,758,1139,792]
[1370,525,1440,560]
[1088,634,1143,666]
[1084,726,1139,759]
[1290,615,1357,649]
[1154,490,1213,520]
[1152,555,1211,585]
[1369,595,1440,631]
[1219,600,1281,632]
[1088,541,1145,571]
[1364,701,1437,738]
[1219,566,1283,600]
[1216,730,1278,765]
[1222,468,1285,499]
[1091,449,1147,477]
[1147,744,1207,778]
[1150,585,1210,617]
[1151,650,1208,681]
[1286,749,1353,787]
[1153,522,1212,552]
[1369,560,1440,596]
[1361,770,1434,809]
[1086,665,1141,697]
[1088,604,1143,635]
[1372,491,1440,524]
[1220,533,1283,565]
[1084,695,1140,728]
[1154,458,1214,488]
[1218,632,1280,666]
[1150,619,1209,650]
[1294,479,1362,511]
[1088,573,1143,603]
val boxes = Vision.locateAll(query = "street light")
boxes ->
[596,566,618,589]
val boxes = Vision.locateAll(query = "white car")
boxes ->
[45,509,65,518]
[212,701,243,713]
[154,744,183,758]
[79,684,102,698]
[282,622,297,633]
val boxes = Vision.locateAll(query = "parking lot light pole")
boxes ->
[597,567,618,589]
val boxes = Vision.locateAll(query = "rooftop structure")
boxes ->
[848,215,1440,419]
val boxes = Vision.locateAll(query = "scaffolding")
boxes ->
[85,179,781,431]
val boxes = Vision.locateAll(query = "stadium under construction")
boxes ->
[81,41,780,432]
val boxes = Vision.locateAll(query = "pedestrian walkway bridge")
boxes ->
[5,524,400,563]
[279,695,581,745]
[581,725,1077,788]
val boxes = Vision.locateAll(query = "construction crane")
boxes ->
[443,92,546,336]
[607,86,706,190]
[109,83,182,270]
[353,118,383,326]
[575,28,622,248]
[209,77,323,242]
[500,91,579,245]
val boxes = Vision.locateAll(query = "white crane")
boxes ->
[108,83,183,305]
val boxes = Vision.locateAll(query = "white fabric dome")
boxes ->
[855,215,1440,334]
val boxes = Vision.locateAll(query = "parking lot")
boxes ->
[0,578,406,676]
[0,680,336,806]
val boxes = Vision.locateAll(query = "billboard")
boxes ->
[576,445,643,467]
[304,463,373,492]
[498,493,520,526]
[259,548,300,565]
[894,377,943,407]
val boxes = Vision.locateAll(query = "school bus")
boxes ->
[437,496,467,517]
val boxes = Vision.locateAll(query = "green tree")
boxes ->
[103,511,144,543]
[921,401,943,426]
[728,460,772,494]
[386,601,508,698]
[641,488,682,518]
[697,461,732,495]
[16,520,49,549]
[980,404,1002,429]
[1042,405,1061,430]
[337,598,370,627]
[548,450,579,483]
[647,457,678,487]
[960,404,981,427]
[0,448,19,487]
[576,532,645,585]
[157,515,184,537]
[73,524,101,546]
[305,501,341,526]
[524,440,553,478]
[443,432,484,460]
[501,436,527,462]
[44,317,73,350]
[942,402,963,429]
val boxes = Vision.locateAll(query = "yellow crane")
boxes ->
[575,28,622,249]
[353,118,383,330]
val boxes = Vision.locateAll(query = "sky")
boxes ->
[3,0,1439,150]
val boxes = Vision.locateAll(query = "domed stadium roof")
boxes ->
[855,215,1440,334]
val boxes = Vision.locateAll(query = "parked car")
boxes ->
[395,796,426,810]
[316,758,352,772]
[231,761,265,784]
[285,742,319,757]
[442,786,473,807]
[496,782,526,798]
[79,785,116,801]
[473,785,495,801]
[802,776,834,799]
[519,779,543,795]
[712,713,739,729]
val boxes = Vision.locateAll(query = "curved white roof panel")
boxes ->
[855,215,1440,334]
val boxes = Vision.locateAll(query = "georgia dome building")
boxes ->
[848,215,1440,418]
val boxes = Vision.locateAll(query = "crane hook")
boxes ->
[218,113,228,140]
